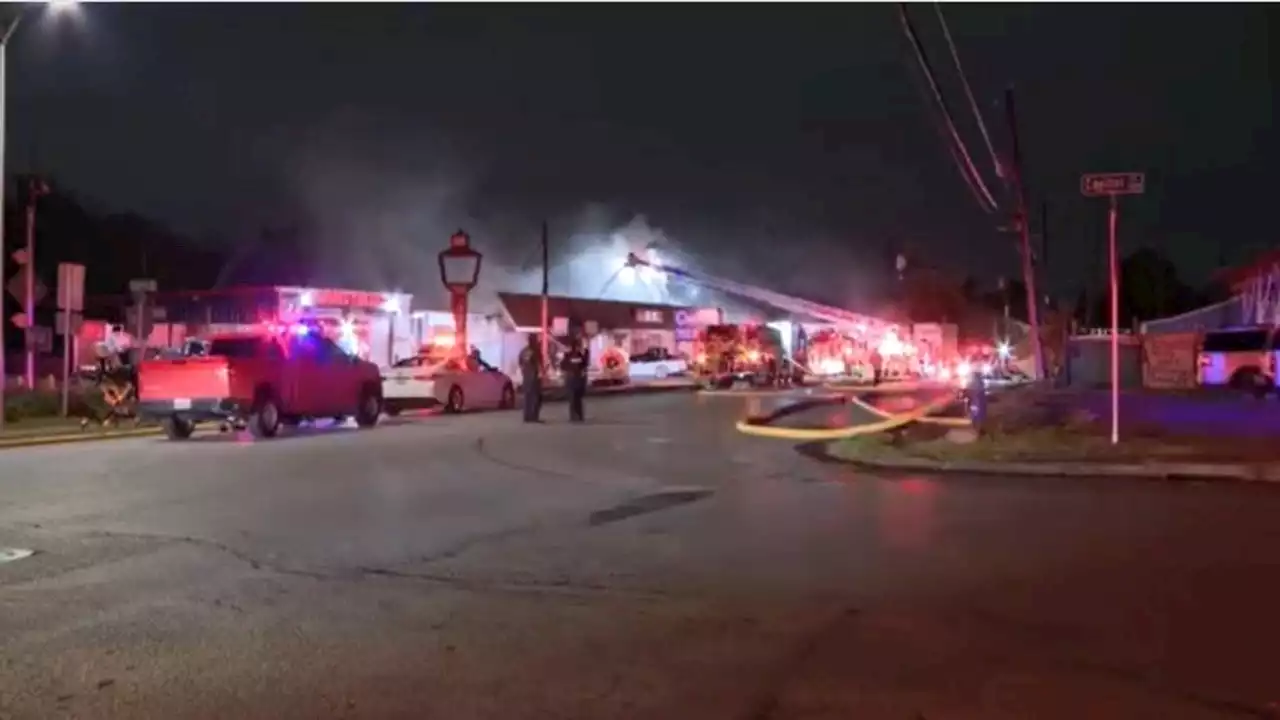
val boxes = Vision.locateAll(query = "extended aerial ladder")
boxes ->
[624,253,909,382]
[622,253,892,328]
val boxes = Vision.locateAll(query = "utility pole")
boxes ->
[539,220,550,370]
[1040,201,1049,278]
[24,176,46,389]
[1002,87,1046,380]
[0,14,18,431]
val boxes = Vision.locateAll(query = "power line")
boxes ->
[933,3,1005,185]
[904,58,995,215]
[897,2,999,214]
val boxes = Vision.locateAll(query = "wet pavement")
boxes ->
[1,392,1278,719]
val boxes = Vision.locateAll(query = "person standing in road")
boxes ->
[519,334,544,423]
[561,334,590,423]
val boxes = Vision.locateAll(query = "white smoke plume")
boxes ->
[276,113,715,313]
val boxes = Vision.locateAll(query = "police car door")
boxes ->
[383,356,425,403]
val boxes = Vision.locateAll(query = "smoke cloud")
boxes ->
[277,113,728,313]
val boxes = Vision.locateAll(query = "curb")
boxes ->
[799,441,1280,484]
[583,384,698,398]
[0,426,162,450]
[698,387,832,398]
[0,386,694,450]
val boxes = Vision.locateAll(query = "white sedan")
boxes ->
[627,348,687,380]
[382,355,517,415]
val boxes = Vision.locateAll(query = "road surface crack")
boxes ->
[81,529,331,580]
[964,607,1278,719]
[472,437,577,478]
[741,605,861,720]
[76,529,672,602]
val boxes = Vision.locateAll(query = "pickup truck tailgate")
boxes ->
[138,357,231,401]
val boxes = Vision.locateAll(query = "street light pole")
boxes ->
[0,13,20,431]
[24,175,45,390]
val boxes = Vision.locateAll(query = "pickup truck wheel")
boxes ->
[248,397,282,439]
[355,389,381,428]
[163,415,195,441]
[654,364,669,379]
[445,385,465,414]
[499,383,516,409]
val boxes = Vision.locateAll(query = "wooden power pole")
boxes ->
[540,220,550,368]
[1003,87,1046,380]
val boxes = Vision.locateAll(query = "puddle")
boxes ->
[588,487,714,526]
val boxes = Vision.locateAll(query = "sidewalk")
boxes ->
[0,418,160,449]
[817,437,1280,483]
[0,417,90,438]
[820,425,1280,483]
[0,381,696,449]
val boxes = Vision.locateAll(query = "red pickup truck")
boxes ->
[137,327,384,440]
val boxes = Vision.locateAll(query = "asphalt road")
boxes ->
[1,391,1278,719]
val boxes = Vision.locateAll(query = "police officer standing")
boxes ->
[519,334,544,423]
[561,334,590,423]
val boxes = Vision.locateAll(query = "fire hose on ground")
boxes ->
[734,389,967,441]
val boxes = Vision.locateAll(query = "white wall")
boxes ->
[410,311,508,370]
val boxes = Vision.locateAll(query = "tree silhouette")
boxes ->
[1088,247,1195,324]
[3,176,232,352]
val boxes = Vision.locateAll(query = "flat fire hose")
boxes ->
[735,390,963,441]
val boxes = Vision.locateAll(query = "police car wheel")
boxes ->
[446,386,465,413]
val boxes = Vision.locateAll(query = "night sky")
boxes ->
[7,3,1275,307]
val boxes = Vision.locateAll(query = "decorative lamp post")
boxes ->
[437,229,482,359]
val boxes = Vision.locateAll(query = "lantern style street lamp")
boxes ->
[437,229,482,358]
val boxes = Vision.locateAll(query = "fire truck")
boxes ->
[692,323,790,389]
[623,253,904,383]
[804,327,867,379]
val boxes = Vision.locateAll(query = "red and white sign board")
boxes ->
[57,263,86,312]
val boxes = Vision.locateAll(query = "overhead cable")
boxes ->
[897,3,999,214]
[934,3,1005,184]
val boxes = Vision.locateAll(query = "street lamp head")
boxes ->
[438,229,483,292]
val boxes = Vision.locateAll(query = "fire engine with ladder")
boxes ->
[622,253,943,385]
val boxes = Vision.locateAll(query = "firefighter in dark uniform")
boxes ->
[561,334,590,423]
[519,334,543,423]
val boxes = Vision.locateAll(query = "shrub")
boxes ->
[3,387,111,423]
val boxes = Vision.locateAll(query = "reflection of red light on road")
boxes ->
[878,477,936,550]
[897,477,934,495]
